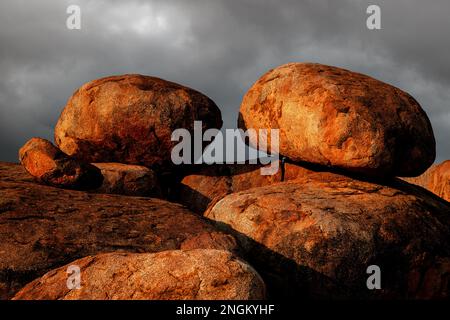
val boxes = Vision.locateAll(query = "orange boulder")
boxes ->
[206,171,450,299]
[238,63,435,177]
[55,74,222,172]
[13,250,266,300]
[19,137,102,189]
[403,160,450,202]
[0,162,237,299]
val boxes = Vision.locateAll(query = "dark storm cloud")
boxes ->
[0,0,449,162]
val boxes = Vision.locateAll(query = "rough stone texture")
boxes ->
[0,161,36,183]
[54,74,223,172]
[92,162,161,197]
[13,250,265,300]
[238,62,436,177]
[403,160,450,202]
[177,162,319,213]
[205,171,450,299]
[0,162,237,300]
[18,137,102,189]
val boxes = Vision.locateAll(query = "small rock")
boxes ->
[92,162,161,197]
[18,137,102,189]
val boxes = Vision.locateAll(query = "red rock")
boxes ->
[177,162,326,213]
[18,137,102,189]
[205,171,450,299]
[0,162,237,299]
[13,250,266,300]
[403,160,450,202]
[54,74,222,172]
[238,63,435,177]
[92,162,161,197]
[177,164,263,214]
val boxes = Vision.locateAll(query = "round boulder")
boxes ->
[13,250,266,300]
[18,137,102,189]
[238,63,436,177]
[205,172,450,299]
[55,74,222,172]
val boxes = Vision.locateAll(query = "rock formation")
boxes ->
[19,137,102,189]
[205,170,450,299]
[54,74,222,172]
[0,162,237,299]
[92,162,161,197]
[403,160,450,202]
[238,63,435,177]
[5,65,450,301]
[13,250,265,300]
[176,161,323,213]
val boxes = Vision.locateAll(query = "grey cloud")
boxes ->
[0,0,449,163]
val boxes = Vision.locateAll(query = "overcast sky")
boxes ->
[0,0,449,163]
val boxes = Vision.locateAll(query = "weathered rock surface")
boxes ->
[54,74,222,172]
[0,162,237,299]
[205,171,450,299]
[403,160,450,202]
[13,250,265,300]
[177,162,319,213]
[238,63,435,177]
[18,137,102,189]
[92,162,160,197]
